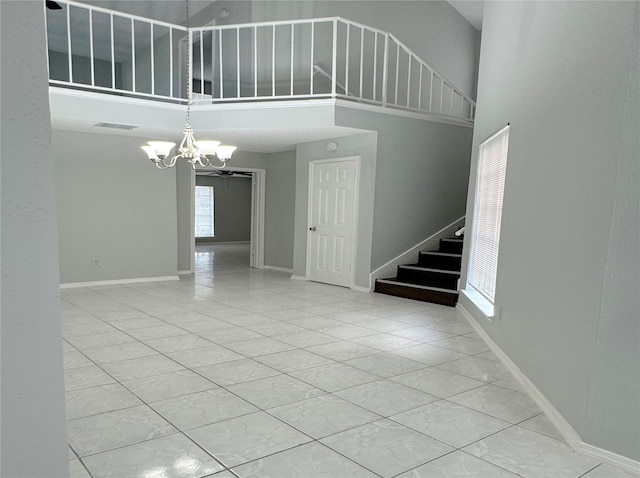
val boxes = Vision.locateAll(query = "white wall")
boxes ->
[459,1,639,460]
[53,130,178,284]
[0,1,69,476]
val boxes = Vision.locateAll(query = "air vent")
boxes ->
[94,122,138,130]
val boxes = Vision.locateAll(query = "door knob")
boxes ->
[309,226,317,231]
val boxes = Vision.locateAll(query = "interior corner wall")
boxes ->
[0,1,69,476]
[53,130,178,283]
[459,1,639,460]
[312,1,480,99]
[585,2,640,458]
[264,150,296,270]
[294,133,378,288]
[335,108,473,272]
[195,175,252,243]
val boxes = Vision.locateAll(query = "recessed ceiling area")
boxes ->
[51,115,365,154]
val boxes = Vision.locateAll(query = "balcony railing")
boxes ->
[46,0,475,122]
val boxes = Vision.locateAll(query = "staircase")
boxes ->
[375,237,463,306]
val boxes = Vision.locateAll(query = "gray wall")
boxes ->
[336,107,473,272]
[247,0,481,99]
[458,1,639,460]
[294,132,378,287]
[53,130,178,283]
[264,150,296,270]
[176,161,194,272]
[0,1,69,476]
[176,151,296,270]
[293,113,473,289]
[195,175,252,243]
[586,3,639,455]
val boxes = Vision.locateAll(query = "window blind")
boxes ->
[468,125,510,303]
[195,185,215,237]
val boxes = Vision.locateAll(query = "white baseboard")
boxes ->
[457,303,582,448]
[578,442,640,474]
[177,270,193,275]
[351,285,372,293]
[60,275,180,289]
[457,302,640,474]
[195,240,250,245]
[263,265,294,274]
[288,275,370,293]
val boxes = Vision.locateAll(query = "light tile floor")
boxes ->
[64,244,639,478]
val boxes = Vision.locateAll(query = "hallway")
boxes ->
[62,245,634,477]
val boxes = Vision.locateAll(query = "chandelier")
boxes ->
[141,1,236,170]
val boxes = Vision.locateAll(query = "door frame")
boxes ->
[192,167,265,269]
[305,156,361,288]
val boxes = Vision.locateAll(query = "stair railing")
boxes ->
[45,1,475,122]
[46,0,188,102]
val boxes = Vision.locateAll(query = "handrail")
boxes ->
[45,2,475,122]
[55,0,188,31]
[386,31,476,107]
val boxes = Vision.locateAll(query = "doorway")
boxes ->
[306,157,360,287]
[192,167,265,270]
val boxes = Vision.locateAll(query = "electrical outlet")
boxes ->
[91,259,101,268]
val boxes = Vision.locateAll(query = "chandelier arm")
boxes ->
[160,155,176,169]
[201,155,227,169]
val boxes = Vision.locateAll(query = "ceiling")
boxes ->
[74,1,213,24]
[51,115,365,154]
[57,1,484,34]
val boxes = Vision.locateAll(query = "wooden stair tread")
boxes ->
[419,251,462,257]
[376,279,457,294]
[399,265,460,275]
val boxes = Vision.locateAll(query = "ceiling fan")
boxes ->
[197,170,252,178]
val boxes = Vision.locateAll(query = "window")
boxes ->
[195,185,214,237]
[467,125,510,307]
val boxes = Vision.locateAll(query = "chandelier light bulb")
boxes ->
[197,140,222,157]
[215,145,237,161]
[146,141,175,158]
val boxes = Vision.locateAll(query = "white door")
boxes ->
[307,158,359,287]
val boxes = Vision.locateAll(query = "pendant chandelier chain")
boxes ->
[185,0,191,125]
[141,0,236,169]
